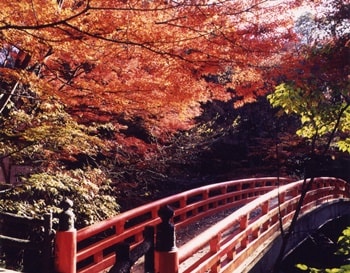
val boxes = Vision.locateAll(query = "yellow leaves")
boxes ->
[3,98,108,163]
[337,139,350,153]
[269,82,350,153]
[268,83,309,115]
[295,227,350,273]
[296,264,309,271]
[339,106,350,132]
[22,119,105,156]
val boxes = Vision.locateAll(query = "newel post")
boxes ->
[155,206,179,273]
[55,198,77,273]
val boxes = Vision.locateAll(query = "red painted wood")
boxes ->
[74,177,292,272]
[55,230,77,273]
[178,177,349,273]
[58,177,350,273]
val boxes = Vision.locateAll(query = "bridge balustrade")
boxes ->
[74,177,292,273]
[178,177,350,273]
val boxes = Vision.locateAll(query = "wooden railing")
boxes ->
[75,177,292,273]
[0,212,54,272]
[178,177,350,273]
[52,176,349,273]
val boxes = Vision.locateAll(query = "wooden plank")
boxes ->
[0,212,44,226]
[0,234,30,244]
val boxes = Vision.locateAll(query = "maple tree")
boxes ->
[0,0,302,135]
[0,0,311,179]
[0,8,349,273]
[267,1,350,271]
[268,0,350,155]
[2,0,345,226]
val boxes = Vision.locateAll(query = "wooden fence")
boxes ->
[0,211,55,272]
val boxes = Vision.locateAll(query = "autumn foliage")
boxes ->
[269,0,350,154]
[0,0,349,225]
[0,0,302,134]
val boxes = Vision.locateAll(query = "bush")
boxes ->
[0,168,120,229]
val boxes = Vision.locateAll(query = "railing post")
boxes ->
[240,214,248,248]
[203,190,209,211]
[179,197,187,222]
[109,226,155,273]
[155,206,178,273]
[42,212,55,272]
[55,198,76,273]
[109,243,132,273]
[144,226,155,273]
[210,234,221,273]
[262,201,270,231]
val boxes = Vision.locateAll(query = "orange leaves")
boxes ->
[0,67,21,83]
[0,0,306,136]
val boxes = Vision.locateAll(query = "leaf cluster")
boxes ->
[268,83,349,153]
[295,227,350,273]
[0,0,302,134]
[0,169,119,228]
[268,0,350,154]
[268,25,350,154]
[0,97,110,167]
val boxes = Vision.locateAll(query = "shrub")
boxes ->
[0,168,120,229]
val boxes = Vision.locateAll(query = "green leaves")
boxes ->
[268,83,305,115]
[295,227,350,273]
[295,265,350,273]
[336,227,350,256]
[0,98,109,167]
[296,263,310,271]
[0,169,120,228]
[268,83,350,153]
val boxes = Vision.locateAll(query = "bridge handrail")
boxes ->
[178,177,350,273]
[76,177,292,272]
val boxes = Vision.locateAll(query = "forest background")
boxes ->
[0,0,349,229]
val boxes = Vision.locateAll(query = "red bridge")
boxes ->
[53,177,349,273]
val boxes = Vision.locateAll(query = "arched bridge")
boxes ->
[55,177,349,273]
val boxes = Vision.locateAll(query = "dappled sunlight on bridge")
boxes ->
[53,177,349,273]
[178,177,349,273]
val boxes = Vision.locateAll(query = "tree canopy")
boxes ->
[1,0,301,136]
[268,0,350,154]
[0,0,349,225]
